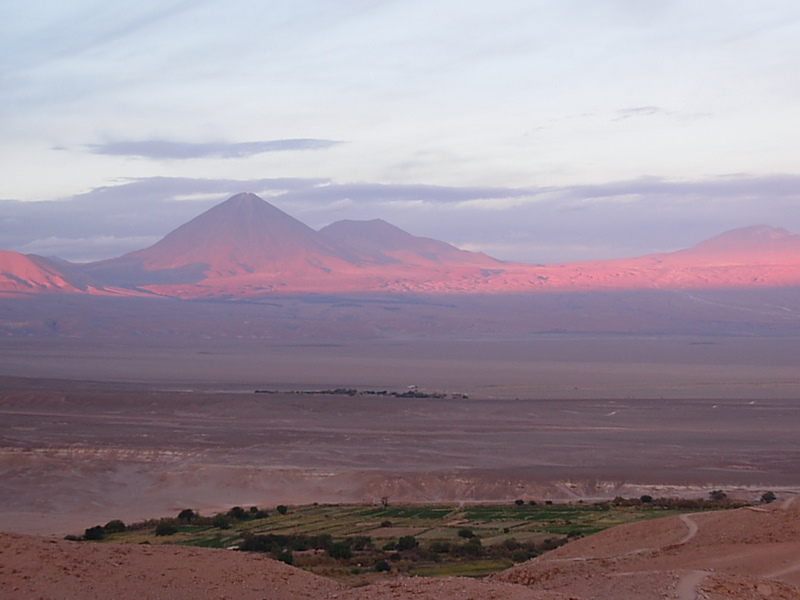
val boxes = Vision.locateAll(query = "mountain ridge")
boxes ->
[2,192,800,298]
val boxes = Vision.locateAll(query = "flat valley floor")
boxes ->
[1,334,799,535]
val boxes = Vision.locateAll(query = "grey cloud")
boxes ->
[86,139,343,160]
[279,182,539,206]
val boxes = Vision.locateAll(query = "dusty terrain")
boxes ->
[2,332,800,599]
[2,334,800,536]
[493,496,800,599]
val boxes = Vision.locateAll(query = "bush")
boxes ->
[374,559,391,572]
[512,549,534,562]
[212,514,230,529]
[227,506,248,520]
[328,541,352,559]
[640,495,653,504]
[351,536,373,551]
[457,528,475,538]
[397,535,418,551]
[276,505,288,515]
[103,519,126,534]
[155,521,178,536]
[177,509,196,522]
[761,491,777,504]
[514,499,525,506]
[83,525,105,541]
[454,537,483,557]
[709,490,727,502]
[275,549,293,565]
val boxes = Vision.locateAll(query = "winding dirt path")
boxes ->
[677,513,699,545]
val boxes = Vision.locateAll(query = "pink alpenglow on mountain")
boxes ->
[2,193,800,298]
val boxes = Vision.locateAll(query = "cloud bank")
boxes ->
[85,139,343,160]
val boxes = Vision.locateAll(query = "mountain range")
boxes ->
[2,192,800,299]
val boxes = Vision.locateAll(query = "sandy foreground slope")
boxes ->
[3,499,800,600]
[494,497,800,599]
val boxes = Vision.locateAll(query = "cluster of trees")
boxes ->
[237,528,569,572]
[66,519,128,541]
[608,492,747,509]
[69,504,285,541]
[239,531,373,565]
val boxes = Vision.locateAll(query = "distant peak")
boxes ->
[223,192,266,205]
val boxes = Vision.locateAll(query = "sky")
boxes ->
[2,0,800,263]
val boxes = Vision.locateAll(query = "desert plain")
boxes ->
[2,332,799,537]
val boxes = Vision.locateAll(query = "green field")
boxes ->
[80,497,742,585]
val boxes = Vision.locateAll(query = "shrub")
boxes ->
[454,537,482,556]
[374,560,391,572]
[457,528,475,538]
[328,541,352,559]
[212,514,230,529]
[640,495,653,504]
[83,526,105,541]
[103,519,126,534]
[227,506,248,520]
[512,549,534,562]
[275,549,293,565]
[276,505,288,515]
[397,535,418,551]
[514,499,525,506]
[351,536,373,551]
[155,521,178,536]
[709,490,727,502]
[761,491,777,504]
[177,509,196,522]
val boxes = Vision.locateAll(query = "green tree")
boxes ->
[227,506,248,520]
[177,509,196,522]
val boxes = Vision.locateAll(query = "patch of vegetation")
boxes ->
[72,496,746,583]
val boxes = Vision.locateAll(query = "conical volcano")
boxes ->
[125,192,359,276]
[82,193,361,286]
